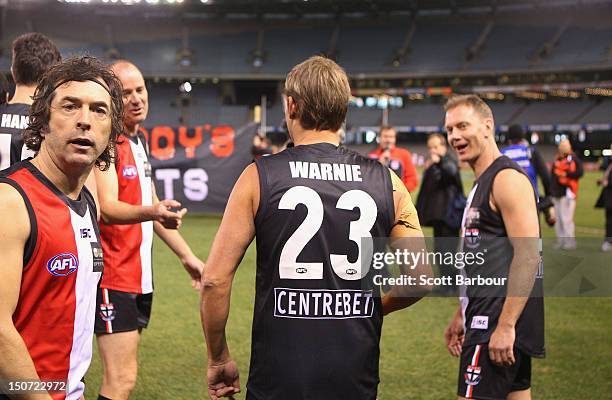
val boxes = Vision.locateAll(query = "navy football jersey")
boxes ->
[249,143,395,400]
[460,156,545,358]
[0,103,33,170]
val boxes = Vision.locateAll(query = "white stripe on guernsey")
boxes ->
[103,289,113,334]
[459,184,479,332]
[471,344,481,365]
[20,143,35,161]
[465,344,482,398]
[66,207,102,400]
[0,134,10,170]
[130,139,154,294]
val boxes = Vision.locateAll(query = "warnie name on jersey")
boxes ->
[0,161,103,400]
[99,132,154,294]
[460,156,545,358]
[250,143,396,400]
[0,103,35,170]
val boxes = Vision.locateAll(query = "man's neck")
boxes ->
[9,84,37,105]
[292,129,340,147]
[126,123,140,137]
[30,149,90,200]
[471,144,501,180]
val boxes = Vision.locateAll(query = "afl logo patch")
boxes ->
[47,253,78,276]
[122,165,138,179]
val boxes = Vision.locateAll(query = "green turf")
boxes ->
[84,171,611,399]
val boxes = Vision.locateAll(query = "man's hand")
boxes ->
[444,311,464,357]
[207,359,240,400]
[152,199,186,229]
[181,253,204,290]
[488,323,516,367]
[544,206,556,226]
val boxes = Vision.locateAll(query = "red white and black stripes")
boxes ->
[464,344,483,398]
[99,133,153,294]
[1,161,102,400]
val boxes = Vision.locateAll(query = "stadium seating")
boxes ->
[49,21,612,78]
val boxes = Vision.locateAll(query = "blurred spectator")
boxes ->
[501,124,556,226]
[252,129,289,159]
[596,143,612,252]
[551,139,583,250]
[368,125,418,192]
[416,133,463,294]
[268,129,289,154]
[252,131,271,159]
[600,144,611,172]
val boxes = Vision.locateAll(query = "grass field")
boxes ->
[84,171,612,399]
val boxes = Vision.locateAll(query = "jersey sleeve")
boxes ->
[390,168,421,232]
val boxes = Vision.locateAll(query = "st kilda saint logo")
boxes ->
[464,207,481,249]
[99,303,116,322]
[464,364,482,386]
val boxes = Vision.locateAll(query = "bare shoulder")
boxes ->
[235,163,260,194]
[242,162,259,181]
[491,168,536,212]
[389,169,421,233]
[231,163,260,217]
[0,182,30,240]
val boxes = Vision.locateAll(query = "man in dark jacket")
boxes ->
[416,133,463,294]
[596,143,612,252]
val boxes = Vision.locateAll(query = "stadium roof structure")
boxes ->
[1,0,611,82]
[5,0,612,20]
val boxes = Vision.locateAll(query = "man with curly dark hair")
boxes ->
[0,32,61,170]
[0,55,123,400]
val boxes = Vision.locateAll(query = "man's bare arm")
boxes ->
[94,165,182,227]
[381,170,432,315]
[201,163,259,363]
[152,191,203,289]
[0,184,52,400]
[489,168,540,366]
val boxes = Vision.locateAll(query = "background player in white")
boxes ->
[443,95,542,400]
[0,56,124,400]
[93,61,204,400]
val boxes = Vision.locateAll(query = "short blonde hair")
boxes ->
[444,94,493,120]
[284,56,351,132]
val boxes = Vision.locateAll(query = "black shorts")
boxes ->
[457,344,531,400]
[94,288,153,334]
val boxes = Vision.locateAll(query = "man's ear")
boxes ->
[484,118,494,137]
[286,96,298,120]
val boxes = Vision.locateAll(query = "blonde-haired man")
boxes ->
[443,95,544,400]
[201,56,430,400]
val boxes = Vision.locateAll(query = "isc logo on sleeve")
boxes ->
[47,253,79,277]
